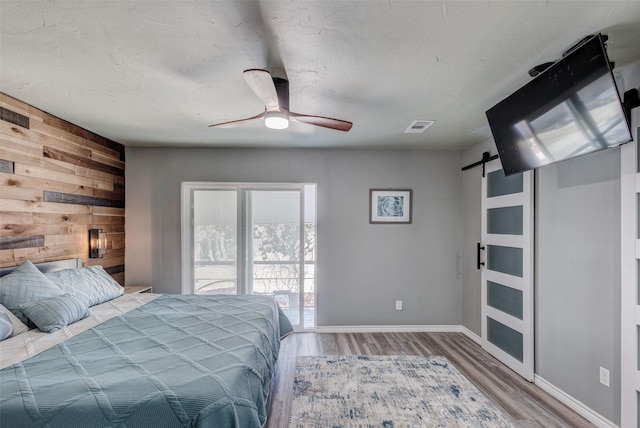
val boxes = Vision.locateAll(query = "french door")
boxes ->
[480,160,534,381]
[621,107,640,427]
[181,182,316,330]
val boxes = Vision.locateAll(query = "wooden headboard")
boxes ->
[0,259,83,278]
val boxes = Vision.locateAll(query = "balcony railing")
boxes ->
[194,259,315,303]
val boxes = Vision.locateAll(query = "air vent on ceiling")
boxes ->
[404,120,435,134]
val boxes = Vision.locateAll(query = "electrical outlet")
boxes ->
[599,367,610,387]
[395,300,403,311]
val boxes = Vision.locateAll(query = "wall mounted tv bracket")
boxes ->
[528,61,556,78]
[528,34,613,78]
[623,89,640,122]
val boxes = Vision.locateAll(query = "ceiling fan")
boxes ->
[209,69,352,132]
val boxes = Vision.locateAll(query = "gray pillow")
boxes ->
[45,265,123,307]
[0,312,13,341]
[19,294,90,333]
[0,303,29,336]
[0,261,65,324]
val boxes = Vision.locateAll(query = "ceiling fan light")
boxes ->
[265,111,289,129]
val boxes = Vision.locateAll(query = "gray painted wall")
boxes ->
[125,148,463,327]
[536,148,621,423]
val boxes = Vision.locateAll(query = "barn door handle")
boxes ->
[477,243,485,270]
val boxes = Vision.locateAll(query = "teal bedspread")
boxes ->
[0,294,293,428]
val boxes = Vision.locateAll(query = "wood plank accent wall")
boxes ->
[0,93,126,284]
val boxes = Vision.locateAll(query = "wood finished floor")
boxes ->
[266,332,595,428]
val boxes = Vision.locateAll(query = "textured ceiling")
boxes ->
[1,1,640,150]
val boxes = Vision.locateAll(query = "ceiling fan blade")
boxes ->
[209,111,265,128]
[289,111,353,132]
[243,69,280,111]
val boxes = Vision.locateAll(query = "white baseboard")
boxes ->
[313,324,483,343]
[314,324,465,334]
[534,375,618,428]
[460,326,482,344]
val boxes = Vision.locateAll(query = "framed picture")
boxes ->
[369,189,413,224]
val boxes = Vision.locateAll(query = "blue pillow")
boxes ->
[0,312,13,341]
[45,265,123,307]
[0,260,65,324]
[0,304,28,337]
[18,294,90,333]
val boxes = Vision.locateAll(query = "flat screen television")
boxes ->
[486,33,632,176]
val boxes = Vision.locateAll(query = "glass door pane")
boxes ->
[487,169,523,197]
[487,245,523,277]
[487,318,524,362]
[247,190,302,326]
[487,281,523,320]
[193,190,238,295]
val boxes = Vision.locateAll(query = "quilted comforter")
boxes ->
[0,294,293,428]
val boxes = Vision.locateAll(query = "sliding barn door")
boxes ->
[621,106,640,428]
[481,159,534,381]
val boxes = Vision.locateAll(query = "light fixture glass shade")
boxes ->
[89,229,107,258]
[264,111,289,129]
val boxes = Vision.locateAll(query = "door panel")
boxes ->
[487,318,524,362]
[487,169,523,197]
[193,189,238,295]
[487,245,523,277]
[487,206,524,235]
[245,189,303,326]
[487,281,523,320]
[481,160,534,381]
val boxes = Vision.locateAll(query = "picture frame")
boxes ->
[369,189,413,224]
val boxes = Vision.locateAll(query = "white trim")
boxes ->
[534,375,618,428]
[484,305,524,332]
[315,324,482,346]
[485,269,523,291]
[485,233,524,248]
[307,184,318,330]
[314,324,466,334]
[484,192,524,209]
[461,326,482,344]
[621,106,640,427]
[180,182,193,295]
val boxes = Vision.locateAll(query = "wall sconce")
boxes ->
[89,229,107,258]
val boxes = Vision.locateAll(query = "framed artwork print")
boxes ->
[369,189,413,224]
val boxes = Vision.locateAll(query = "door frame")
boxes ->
[621,107,640,427]
[180,181,316,330]
[481,160,535,381]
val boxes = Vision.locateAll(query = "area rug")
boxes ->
[289,355,515,427]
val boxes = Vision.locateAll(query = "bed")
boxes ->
[0,259,293,427]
